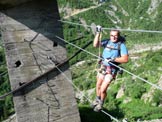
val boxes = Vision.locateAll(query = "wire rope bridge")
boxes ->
[58,20,162,90]
[55,34,162,122]
[1,19,162,122]
[0,1,162,122]
[55,19,162,121]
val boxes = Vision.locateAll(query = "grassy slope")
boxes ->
[72,50,162,121]
[0,39,14,121]
[58,0,162,121]
[0,0,162,121]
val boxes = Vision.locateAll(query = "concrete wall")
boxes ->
[0,0,81,122]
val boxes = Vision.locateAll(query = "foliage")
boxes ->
[120,99,162,121]
[78,104,113,122]
[1,0,162,121]
[61,0,162,65]
[71,47,162,121]
[71,60,97,90]
[59,0,162,121]
[58,0,97,9]
[152,89,162,106]
[125,80,147,98]
[0,33,14,121]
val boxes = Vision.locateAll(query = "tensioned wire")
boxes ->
[46,52,119,122]
[47,53,119,121]
[55,35,162,91]
[58,20,162,34]
[54,64,120,122]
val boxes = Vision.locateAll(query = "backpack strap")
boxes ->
[103,39,124,57]
[105,39,121,51]
[117,41,122,57]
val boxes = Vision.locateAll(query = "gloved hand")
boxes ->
[105,57,115,62]
[96,25,102,33]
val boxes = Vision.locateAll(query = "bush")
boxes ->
[0,35,14,121]
[125,80,146,99]
[152,89,162,106]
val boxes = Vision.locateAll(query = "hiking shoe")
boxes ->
[93,103,103,112]
[91,99,100,109]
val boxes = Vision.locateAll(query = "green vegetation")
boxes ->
[61,0,162,65]
[0,34,14,121]
[73,50,162,121]
[58,0,162,121]
[78,104,113,122]
[58,0,97,9]
[1,0,162,121]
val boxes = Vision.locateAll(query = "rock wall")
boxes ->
[0,0,81,122]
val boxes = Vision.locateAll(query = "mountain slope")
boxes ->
[58,0,162,121]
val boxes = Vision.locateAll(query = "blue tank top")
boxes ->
[101,39,128,66]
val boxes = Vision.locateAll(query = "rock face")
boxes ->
[0,0,81,122]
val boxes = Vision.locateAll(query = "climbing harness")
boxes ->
[98,65,117,77]
[97,36,126,78]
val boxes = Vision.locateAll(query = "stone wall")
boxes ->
[0,0,81,122]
